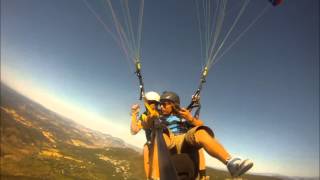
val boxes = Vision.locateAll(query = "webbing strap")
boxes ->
[135,60,145,100]
[155,119,179,180]
[187,66,208,118]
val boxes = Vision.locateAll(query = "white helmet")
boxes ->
[145,91,160,102]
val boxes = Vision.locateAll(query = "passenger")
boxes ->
[158,91,253,178]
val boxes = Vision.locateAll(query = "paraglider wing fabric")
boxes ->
[155,127,179,180]
[269,0,283,6]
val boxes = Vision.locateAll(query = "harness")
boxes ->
[135,60,145,100]
[134,60,179,180]
[139,113,152,144]
[187,66,208,119]
[162,115,192,136]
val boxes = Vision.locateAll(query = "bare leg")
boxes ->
[151,140,160,179]
[143,144,150,178]
[199,148,206,170]
[163,133,172,148]
[195,129,231,164]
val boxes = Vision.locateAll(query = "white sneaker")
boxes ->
[227,157,253,177]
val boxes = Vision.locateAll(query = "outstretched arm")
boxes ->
[130,104,142,135]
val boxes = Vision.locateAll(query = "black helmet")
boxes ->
[160,91,180,106]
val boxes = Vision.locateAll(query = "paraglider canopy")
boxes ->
[269,0,283,6]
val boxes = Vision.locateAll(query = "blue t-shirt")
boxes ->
[163,115,193,135]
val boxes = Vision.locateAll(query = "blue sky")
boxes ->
[1,0,319,177]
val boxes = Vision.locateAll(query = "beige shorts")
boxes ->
[168,126,214,153]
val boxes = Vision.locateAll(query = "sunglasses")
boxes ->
[160,101,172,107]
[147,100,159,105]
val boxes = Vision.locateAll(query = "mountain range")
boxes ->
[1,82,304,180]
